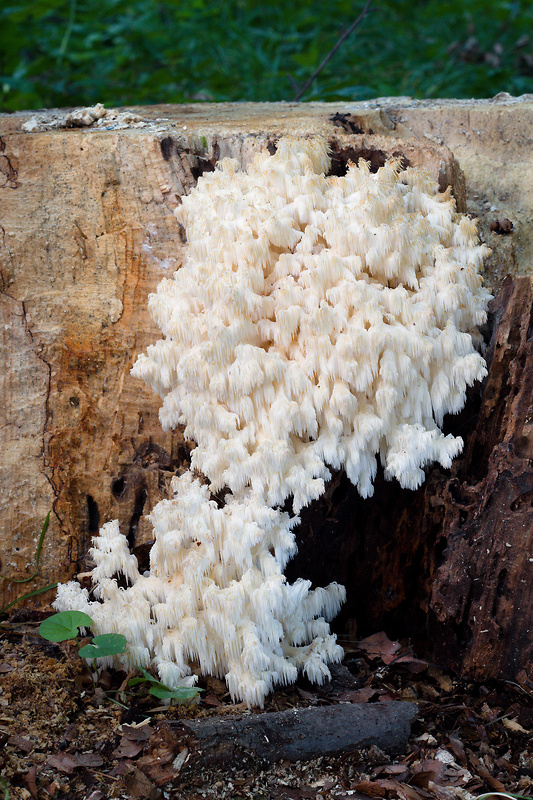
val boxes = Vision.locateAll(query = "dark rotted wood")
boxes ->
[168,702,417,770]
[288,276,533,682]
[428,275,533,678]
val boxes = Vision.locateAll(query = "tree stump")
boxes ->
[1,101,532,685]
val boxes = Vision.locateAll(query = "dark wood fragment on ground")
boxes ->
[173,701,417,766]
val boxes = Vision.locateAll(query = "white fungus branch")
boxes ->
[55,137,491,706]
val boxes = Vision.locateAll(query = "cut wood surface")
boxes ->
[1,100,532,685]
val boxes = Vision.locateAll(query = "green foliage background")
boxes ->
[1,0,532,111]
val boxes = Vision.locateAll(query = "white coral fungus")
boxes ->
[55,137,490,706]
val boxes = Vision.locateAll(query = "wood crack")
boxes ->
[19,299,62,528]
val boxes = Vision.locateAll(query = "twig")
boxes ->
[57,0,78,67]
[292,0,375,102]
[287,73,300,93]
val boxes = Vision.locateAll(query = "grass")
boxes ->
[0,0,532,112]
[0,513,57,615]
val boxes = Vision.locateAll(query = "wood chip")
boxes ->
[8,734,34,753]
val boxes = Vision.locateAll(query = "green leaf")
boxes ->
[128,665,161,686]
[38,610,93,642]
[0,773,10,800]
[148,685,201,701]
[0,582,58,615]
[128,667,202,703]
[78,633,127,659]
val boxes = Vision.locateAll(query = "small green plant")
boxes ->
[0,775,10,800]
[78,633,129,659]
[39,611,201,706]
[0,512,58,615]
[129,665,202,705]
[39,610,127,686]
[39,610,94,642]
[39,610,127,661]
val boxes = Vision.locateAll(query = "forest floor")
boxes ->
[1,609,533,800]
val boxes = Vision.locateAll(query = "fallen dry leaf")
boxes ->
[8,734,34,753]
[428,667,454,693]
[394,784,425,800]
[411,767,444,790]
[373,763,410,778]
[394,657,429,674]
[72,752,104,767]
[135,722,183,787]
[112,737,145,758]
[24,766,38,800]
[357,632,402,664]
[123,766,160,799]
[353,779,387,797]
[448,737,467,765]
[203,692,223,707]
[119,721,154,740]
[45,753,79,775]
[338,687,378,703]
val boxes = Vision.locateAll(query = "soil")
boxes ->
[1,610,533,800]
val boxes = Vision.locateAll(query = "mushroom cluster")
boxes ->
[55,137,491,706]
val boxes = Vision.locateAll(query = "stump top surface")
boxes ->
[2,95,532,286]
[2,93,533,134]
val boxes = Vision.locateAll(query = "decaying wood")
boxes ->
[429,275,533,678]
[290,275,533,682]
[163,702,418,772]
